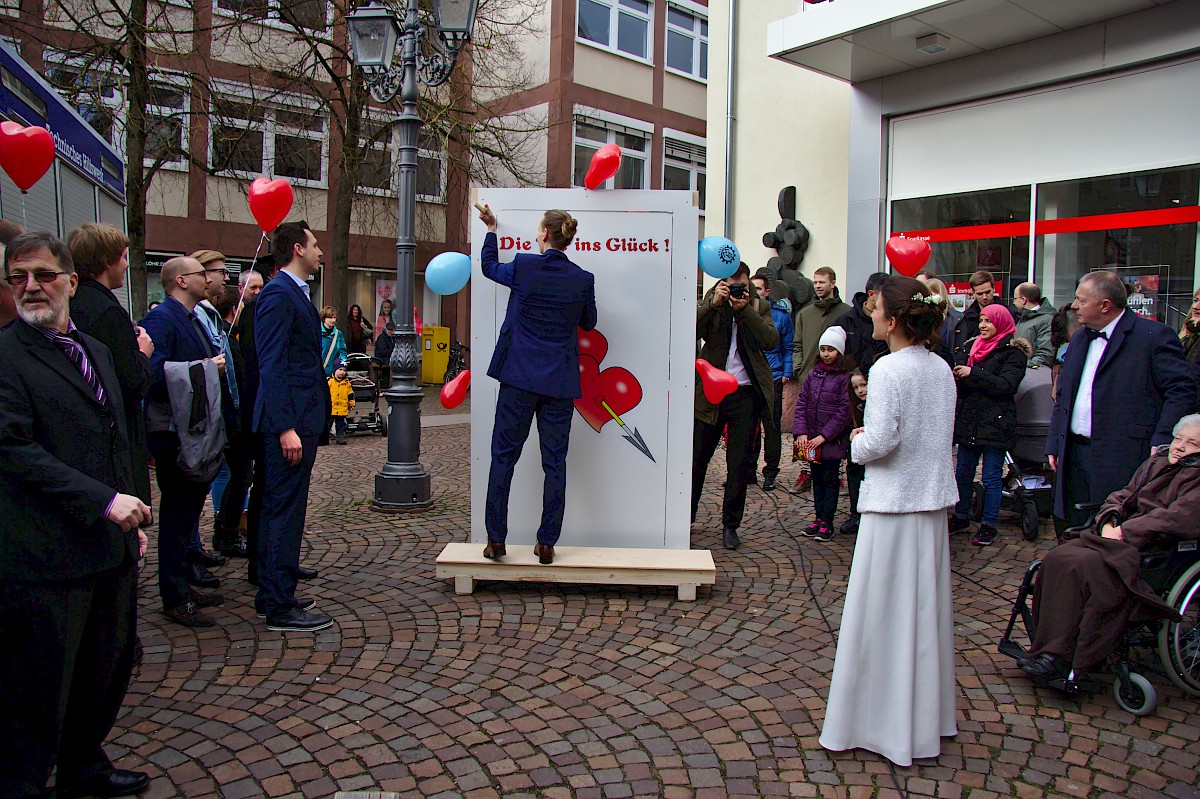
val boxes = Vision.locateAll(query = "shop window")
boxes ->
[216,0,329,31]
[358,120,446,203]
[665,3,707,80]
[211,90,327,187]
[1035,165,1200,328]
[577,0,651,61]
[572,118,648,190]
[663,137,705,209]
[891,186,1031,310]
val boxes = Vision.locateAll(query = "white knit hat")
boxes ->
[818,325,847,354]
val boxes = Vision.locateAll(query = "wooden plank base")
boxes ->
[436,543,715,601]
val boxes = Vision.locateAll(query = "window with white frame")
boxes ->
[358,121,447,203]
[43,53,190,170]
[577,0,652,61]
[572,118,649,190]
[665,3,707,80]
[210,92,327,186]
[663,137,705,209]
[216,0,329,31]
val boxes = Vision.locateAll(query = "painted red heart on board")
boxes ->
[575,355,643,432]
[577,327,608,365]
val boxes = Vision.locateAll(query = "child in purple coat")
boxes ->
[793,326,854,541]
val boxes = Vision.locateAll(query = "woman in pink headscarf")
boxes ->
[947,303,1028,546]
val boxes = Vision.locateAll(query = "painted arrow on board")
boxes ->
[600,399,655,463]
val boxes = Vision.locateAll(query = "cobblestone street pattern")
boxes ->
[117,404,1199,798]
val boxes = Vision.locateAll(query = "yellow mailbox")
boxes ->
[421,325,450,384]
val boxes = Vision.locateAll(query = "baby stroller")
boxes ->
[968,365,1055,541]
[342,353,387,436]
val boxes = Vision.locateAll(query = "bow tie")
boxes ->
[1084,328,1109,342]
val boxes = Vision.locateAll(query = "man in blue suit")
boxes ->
[142,256,229,627]
[1047,270,1196,533]
[478,205,597,565]
[253,222,333,632]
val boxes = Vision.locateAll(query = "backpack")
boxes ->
[164,359,227,483]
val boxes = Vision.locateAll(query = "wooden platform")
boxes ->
[435,543,716,601]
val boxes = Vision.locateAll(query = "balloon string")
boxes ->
[19,194,27,226]
[232,230,268,327]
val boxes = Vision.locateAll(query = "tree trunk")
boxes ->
[328,72,366,336]
[124,0,150,317]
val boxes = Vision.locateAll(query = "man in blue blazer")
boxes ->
[253,222,333,632]
[478,205,597,565]
[1047,270,1196,532]
[142,255,230,627]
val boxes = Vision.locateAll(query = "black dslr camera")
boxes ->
[727,283,747,299]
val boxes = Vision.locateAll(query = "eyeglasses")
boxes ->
[4,270,67,286]
[179,268,227,278]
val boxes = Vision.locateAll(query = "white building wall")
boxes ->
[706,0,851,288]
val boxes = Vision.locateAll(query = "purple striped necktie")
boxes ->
[38,322,108,407]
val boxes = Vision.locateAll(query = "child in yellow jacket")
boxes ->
[328,362,355,444]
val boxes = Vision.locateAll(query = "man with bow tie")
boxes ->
[1047,270,1195,533]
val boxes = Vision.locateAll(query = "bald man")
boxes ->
[141,257,230,627]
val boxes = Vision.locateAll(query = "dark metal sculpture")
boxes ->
[758,187,814,318]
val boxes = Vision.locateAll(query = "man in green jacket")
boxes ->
[792,266,852,384]
[1013,282,1056,368]
[693,262,779,550]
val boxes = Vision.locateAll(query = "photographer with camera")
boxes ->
[692,262,778,550]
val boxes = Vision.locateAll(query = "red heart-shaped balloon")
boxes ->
[247,177,294,232]
[575,355,642,432]
[695,359,739,405]
[577,327,608,365]
[0,121,55,192]
[884,236,932,278]
[440,368,470,409]
[584,143,622,190]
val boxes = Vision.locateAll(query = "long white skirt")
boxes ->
[818,509,957,766]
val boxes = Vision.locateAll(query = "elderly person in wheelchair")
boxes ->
[1020,414,1200,680]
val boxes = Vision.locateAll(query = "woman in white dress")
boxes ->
[819,275,959,766]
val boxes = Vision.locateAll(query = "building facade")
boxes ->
[766,0,1200,323]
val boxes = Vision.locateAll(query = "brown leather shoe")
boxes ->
[483,541,506,559]
[534,544,554,564]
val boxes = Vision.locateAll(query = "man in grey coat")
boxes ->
[1013,282,1056,367]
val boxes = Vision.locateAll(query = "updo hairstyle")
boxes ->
[541,209,579,250]
[878,275,946,347]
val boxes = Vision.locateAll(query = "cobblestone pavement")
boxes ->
[112,407,1199,799]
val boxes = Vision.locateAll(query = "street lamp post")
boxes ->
[347,0,478,511]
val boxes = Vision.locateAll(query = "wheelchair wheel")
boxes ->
[1158,561,1200,695]
[1021,496,1039,542]
[970,482,984,521]
[1112,672,1157,716]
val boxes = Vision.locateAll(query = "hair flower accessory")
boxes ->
[912,292,945,306]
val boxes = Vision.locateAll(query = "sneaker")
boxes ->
[948,515,972,535]
[164,602,215,628]
[257,597,316,618]
[267,608,334,632]
[840,514,860,534]
[192,591,225,609]
[802,521,821,537]
[187,562,221,589]
[762,476,777,492]
[813,523,835,543]
[972,524,998,546]
[793,472,812,493]
[190,548,228,569]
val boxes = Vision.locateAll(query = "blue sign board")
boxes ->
[0,41,125,200]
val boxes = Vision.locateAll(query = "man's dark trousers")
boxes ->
[0,560,137,797]
[216,430,253,535]
[148,431,211,609]
[246,432,266,584]
[692,386,760,529]
[1054,434,1094,538]
[485,384,573,546]
[256,433,318,618]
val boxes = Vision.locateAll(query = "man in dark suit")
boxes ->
[1047,270,1196,532]
[0,232,152,799]
[141,256,229,627]
[68,223,155,504]
[253,222,333,632]
[478,205,597,565]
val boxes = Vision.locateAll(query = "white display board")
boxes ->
[470,188,700,550]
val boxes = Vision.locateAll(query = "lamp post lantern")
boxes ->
[347,0,478,511]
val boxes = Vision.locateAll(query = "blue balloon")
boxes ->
[425,251,471,295]
[698,236,741,279]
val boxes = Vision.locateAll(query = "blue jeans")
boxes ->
[954,444,1004,526]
